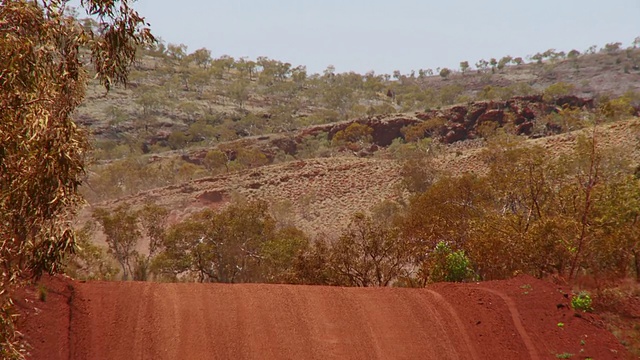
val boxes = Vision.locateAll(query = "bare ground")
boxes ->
[18,275,633,359]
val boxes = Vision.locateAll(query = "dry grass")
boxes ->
[82,156,404,236]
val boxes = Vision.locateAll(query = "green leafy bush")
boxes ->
[431,241,475,283]
[555,353,573,359]
[571,291,593,312]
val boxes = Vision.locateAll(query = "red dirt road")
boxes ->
[18,275,631,359]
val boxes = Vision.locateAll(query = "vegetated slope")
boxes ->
[77,45,640,150]
[443,116,640,176]
[18,275,631,359]
[86,156,403,236]
[83,117,640,238]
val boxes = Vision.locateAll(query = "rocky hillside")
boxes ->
[175,93,608,166]
[76,43,640,162]
[82,115,640,239]
[76,40,640,248]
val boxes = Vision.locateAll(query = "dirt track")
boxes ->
[18,275,631,359]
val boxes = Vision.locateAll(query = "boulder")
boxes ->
[555,95,594,109]
[416,110,438,121]
[520,106,536,120]
[367,117,419,146]
[516,122,534,135]
[466,102,489,125]
[477,109,505,125]
[447,106,468,123]
[444,123,468,143]
[270,137,298,155]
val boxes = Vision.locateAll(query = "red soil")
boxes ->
[17,275,631,359]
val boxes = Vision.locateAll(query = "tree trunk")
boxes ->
[120,262,129,281]
[569,127,599,280]
[634,250,640,283]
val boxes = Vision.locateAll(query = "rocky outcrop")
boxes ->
[555,95,594,109]
[444,123,468,143]
[179,95,599,163]
[298,116,420,147]
[270,137,298,155]
[414,95,595,144]
[367,117,420,146]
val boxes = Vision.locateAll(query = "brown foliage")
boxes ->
[401,118,446,142]
[328,213,413,287]
[153,201,311,284]
[93,205,142,281]
[332,123,374,149]
[400,157,438,193]
[402,134,640,283]
[0,1,152,356]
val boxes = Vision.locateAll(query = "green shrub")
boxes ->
[332,123,373,147]
[543,82,575,102]
[168,130,188,150]
[445,249,473,282]
[430,241,475,283]
[599,95,636,121]
[555,353,573,359]
[571,291,593,312]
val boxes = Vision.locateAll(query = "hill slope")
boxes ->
[88,156,402,236]
[83,117,640,237]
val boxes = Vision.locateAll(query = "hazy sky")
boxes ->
[78,0,640,75]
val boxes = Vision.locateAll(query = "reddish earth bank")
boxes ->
[17,275,631,359]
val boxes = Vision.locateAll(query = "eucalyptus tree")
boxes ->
[0,1,153,357]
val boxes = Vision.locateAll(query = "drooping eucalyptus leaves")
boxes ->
[0,1,153,357]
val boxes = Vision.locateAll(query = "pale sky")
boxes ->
[77,0,640,75]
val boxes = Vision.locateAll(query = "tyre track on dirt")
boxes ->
[475,287,540,360]
[424,289,480,360]
[24,275,633,359]
[232,284,319,359]
[68,282,548,359]
[401,289,479,359]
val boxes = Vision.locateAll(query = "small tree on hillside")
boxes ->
[229,79,250,109]
[322,82,356,120]
[137,203,169,280]
[497,56,512,71]
[459,61,470,76]
[93,206,142,281]
[476,59,489,72]
[166,43,188,65]
[203,149,229,172]
[154,201,278,283]
[189,47,212,68]
[329,213,414,287]
[236,148,269,168]
[63,222,119,281]
[332,123,374,150]
[439,67,452,80]
[489,58,498,73]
